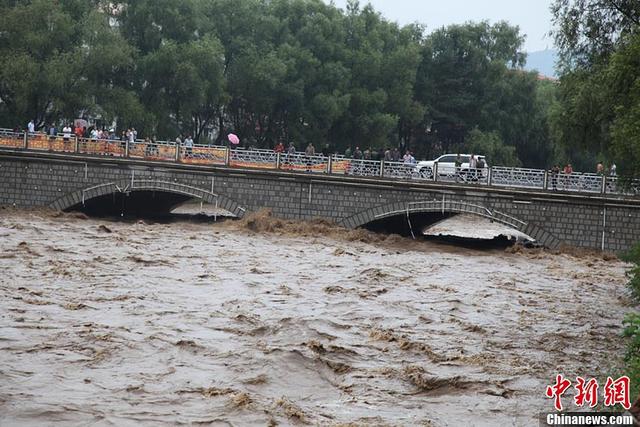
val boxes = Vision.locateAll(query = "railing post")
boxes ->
[379,160,384,177]
[327,155,332,174]
[23,132,28,149]
[225,147,230,166]
[601,175,607,194]
[433,162,438,182]
[276,152,281,169]
[175,143,180,162]
[125,140,130,158]
[74,136,79,153]
[543,170,549,190]
[488,167,493,186]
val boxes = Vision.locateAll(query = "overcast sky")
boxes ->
[325,0,555,52]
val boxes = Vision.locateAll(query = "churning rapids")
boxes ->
[0,209,633,426]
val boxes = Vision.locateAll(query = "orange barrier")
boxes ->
[180,147,227,165]
[78,139,125,157]
[28,135,76,153]
[280,162,328,172]
[128,143,175,161]
[0,135,24,149]
[330,160,350,174]
[229,160,278,170]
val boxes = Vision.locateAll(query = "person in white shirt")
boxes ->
[184,135,194,158]
[469,154,478,181]
[403,151,416,165]
[27,120,35,133]
[62,125,72,142]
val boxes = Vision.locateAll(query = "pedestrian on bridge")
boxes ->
[63,125,72,142]
[305,142,315,172]
[551,165,560,191]
[563,163,574,190]
[469,154,478,181]
[305,142,315,156]
[184,135,194,158]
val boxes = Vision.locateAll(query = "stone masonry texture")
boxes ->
[1,151,640,252]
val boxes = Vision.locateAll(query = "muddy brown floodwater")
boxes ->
[0,209,634,426]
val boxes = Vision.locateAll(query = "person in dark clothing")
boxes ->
[550,165,560,190]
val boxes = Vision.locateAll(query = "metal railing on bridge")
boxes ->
[1,128,638,197]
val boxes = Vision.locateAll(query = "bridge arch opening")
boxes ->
[344,200,560,249]
[52,180,246,221]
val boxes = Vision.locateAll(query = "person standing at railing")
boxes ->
[27,120,35,134]
[550,165,560,191]
[74,124,83,138]
[403,150,416,164]
[563,163,574,189]
[127,128,135,144]
[305,142,315,156]
[364,147,372,160]
[469,154,478,181]
[403,150,416,178]
[391,147,400,162]
[608,163,617,192]
[350,146,363,174]
[63,125,72,142]
[597,162,605,176]
[476,156,485,182]
[274,141,285,154]
[344,146,352,158]
[184,135,194,158]
[304,142,315,172]
[48,124,57,140]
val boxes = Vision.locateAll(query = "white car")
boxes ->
[415,154,488,180]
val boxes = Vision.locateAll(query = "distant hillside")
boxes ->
[525,49,558,78]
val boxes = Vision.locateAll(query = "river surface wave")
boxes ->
[0,209,632,426]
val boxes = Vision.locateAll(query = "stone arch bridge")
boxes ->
[1,150,640,252]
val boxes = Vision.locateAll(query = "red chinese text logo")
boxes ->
[574,377,599,408]
[546,375,631,411]
[604,376,631,410]
[546,374,572,411]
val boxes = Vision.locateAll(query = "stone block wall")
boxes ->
[1,151,639,252]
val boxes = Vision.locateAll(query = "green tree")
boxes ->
[0,0,134,129]
[466,128,521,167]
[551,0,640,175]
[551,0,640,70]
